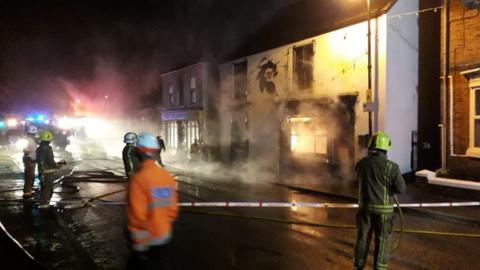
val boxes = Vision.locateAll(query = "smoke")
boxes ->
[0,0,297,115]
[3,0,355,185]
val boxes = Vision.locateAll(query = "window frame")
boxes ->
[168,85,175,106]
[467,78,480,157]
[233,61,248,100]
[190,76,197,104]
[293,42,314,90]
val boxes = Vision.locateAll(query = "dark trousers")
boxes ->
[39,172,56,205]
[157,153,165,167]
[126,245,170,270]
[354,211,394,270]
[23,160,36,195]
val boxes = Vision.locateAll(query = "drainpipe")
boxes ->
[367,0,373,137]
[441,0,450,171]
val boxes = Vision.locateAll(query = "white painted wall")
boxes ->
[219,0,419,175]
[384,0,419,173]
[219,19,388,173]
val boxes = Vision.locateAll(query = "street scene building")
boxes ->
[159,63,220,156]
[0,0,480,269]
[441,0,480,180]
[219,0,419,181]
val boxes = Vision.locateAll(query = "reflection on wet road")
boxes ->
[0,147,480,269]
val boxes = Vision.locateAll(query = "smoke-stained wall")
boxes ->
[220,3,419,179]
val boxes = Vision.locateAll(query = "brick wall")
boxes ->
[451,72,469,153]
[442,1,480,180]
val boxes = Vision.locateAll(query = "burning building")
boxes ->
[218,0,419,182]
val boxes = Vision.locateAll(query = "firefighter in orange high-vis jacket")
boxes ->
[126,132,178,270]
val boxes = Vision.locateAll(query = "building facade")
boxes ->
[159,63,219,155]
[219,0,419,181]
[441,0,480,180]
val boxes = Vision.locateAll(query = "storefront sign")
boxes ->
[161,110,200,121]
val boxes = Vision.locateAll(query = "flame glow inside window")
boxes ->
[290,117,327,154]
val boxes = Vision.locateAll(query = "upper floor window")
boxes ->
[190,77,196,89]
[168,85,175,106]
[178,78,184,106]
[233,61,247,100]
[190,77,198,104]
[294,43,314,89]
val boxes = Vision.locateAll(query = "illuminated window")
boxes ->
[289,117,327,155]
[294,43,314,89]
[166,121,178,148]
[186,121,199,149]
[233,61,247,100]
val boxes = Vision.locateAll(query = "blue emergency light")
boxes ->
[26,114,47,123]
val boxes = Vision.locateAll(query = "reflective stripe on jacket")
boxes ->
[36,142,58,173]
[122,144,139,176]
[356,152,406,214]
[127,159,178,251]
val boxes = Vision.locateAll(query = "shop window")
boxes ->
[233,61,247,100]
[166,121,178,148]
[289,117,327,155]
[294,43,314,89]
[186,121,199,149]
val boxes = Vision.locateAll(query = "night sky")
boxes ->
[0,0,295,115]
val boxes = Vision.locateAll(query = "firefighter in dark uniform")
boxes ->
[123,132,139,180]
[156,135,166,167]
[36,130,66,208]
[353,131,406,270]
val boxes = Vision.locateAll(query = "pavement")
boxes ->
[275,173,480,225]
[169,161,480,227]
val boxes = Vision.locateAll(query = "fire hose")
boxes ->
[0,165,478,239]
[393,194,404,251]
[55,198,480,239]
[1,192,479,238]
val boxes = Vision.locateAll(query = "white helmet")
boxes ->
[26,125,39,135]
[124,132,137,144]
[135,132,160,157]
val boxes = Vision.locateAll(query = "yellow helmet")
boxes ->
[368,131,391,151]
[39,130,54,142]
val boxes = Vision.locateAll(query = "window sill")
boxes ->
[466,147,480,158]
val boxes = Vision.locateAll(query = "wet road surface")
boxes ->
[0,147,480,269]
